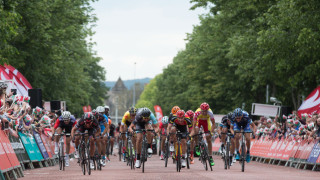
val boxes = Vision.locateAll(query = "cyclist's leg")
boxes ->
[55,127,63,154]
[244,123,251,162]
[131,134,136,152]
[134,122,143,167]
[146,124,153,153]
[220,127,227,154]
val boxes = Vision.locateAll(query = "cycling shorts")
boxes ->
[196,120,212,132]
[233,122,251,132]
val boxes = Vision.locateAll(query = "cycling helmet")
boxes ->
[141,107,151,118]
[162,116,169,124]
[176,110,185,118]
[171,106,180,114]
[200,102,209,111]
[233,108,243,118]
[227,112,233,120]
[96,106,105,113]
[62,111,71,120]
[186,110,194,118]
[92,109,97,115]
[129,107,137,115]
[84,112,94,123]
[104,106,110,111]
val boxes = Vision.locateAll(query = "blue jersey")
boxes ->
[103,114,109,124]
[150,112,158,125]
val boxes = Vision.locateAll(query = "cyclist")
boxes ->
[185,110,195,164]
[158,116,169,160]
[108,119,116,160]
[168,106,180,151]
[52,111,77,166]
[168,110,192,168]
[104,105,110,117]
[232,108,256,163]
[128,107,154,168]
[71,112,101,169]
[218,112,235,165]
[95,106,109,166]
[120,107,137,161]
[193,102,215,166]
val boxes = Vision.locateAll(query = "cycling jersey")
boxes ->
[132,108,152,131]
[170,116,192,139]
[76,117,100,135]
[150,112,158,125]
[219,115,231,129]
[158,122,167,135]
[193,108,215,132]
[96,113,107,134]
[121,111,134,126]
[232,111,252,132]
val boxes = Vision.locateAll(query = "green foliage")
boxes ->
[137,0,320,115]
[0,0,108,116]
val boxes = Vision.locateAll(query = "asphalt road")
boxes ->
[21,152,319,180]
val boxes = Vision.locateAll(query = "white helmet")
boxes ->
[162,116,169,124]
[62,111,71,120]
[96,106,105,113]
[104,105,110,111]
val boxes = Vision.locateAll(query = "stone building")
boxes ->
[105,77,130,124]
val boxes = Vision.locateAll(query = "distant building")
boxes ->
[105,77,129,124]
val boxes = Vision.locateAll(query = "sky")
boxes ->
[90,0,206,81]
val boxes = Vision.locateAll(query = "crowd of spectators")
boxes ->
[255,111,320,142]
[0,82,59,137]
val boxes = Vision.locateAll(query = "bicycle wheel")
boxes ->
[227,141,230,169]
[205,145,213,171]
[86,145,91,175]
[142,141,146,173]
[177,141,181,172]
[186,141,190,169]
[58,147,62,171]
[224,145,227,170]
[200,144,208,171]
[62,143,65,171]
[80,145,86,175]
[119,140,122,161]
[165,140,169,167]
[241,136,245,172]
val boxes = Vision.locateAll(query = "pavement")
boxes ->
[21,153,319,180]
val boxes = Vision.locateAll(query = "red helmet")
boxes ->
[84,112,93,123]
[176,110,185,118]
[186,110,194,118]
[171,106,180,114]
[200,102,209,110]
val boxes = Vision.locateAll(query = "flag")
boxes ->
[0,66,21,95]
[298,86,320,118]
[154,105,163,122]
[83,106,88,113]
[87,105,92,112]
[4,64,32,89]
[1,65,28,96]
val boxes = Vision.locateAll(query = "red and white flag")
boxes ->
[0,65,23,95]
[4,64,32,89]
[154,105,163,122]
[83,106,89,113]
[298,86,320,118]
[0,65,28,96]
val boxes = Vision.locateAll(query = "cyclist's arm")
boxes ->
[102,122,108,136]
[230,125,235,135]
[128,123,135,133]
[250,122,256,133]
[71,126,78,139]
[167,123,173,133]
[152,123,158,133]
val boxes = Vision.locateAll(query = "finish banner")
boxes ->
[154,105,163,122]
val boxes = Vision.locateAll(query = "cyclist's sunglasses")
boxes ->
[142,116,150,120]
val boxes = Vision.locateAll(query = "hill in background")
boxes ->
[105,77,151,89]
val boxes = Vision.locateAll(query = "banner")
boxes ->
[0,130,20,168]
[0,131,14,171]
[154,105,163,122]
[0,65,28,96]
[40,134,53,158]
[307,141,320,163]
[298,86,320,118]
[33,131,49,160]
[18,132,43,161]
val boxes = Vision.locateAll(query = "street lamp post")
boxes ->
[133,62,136,106]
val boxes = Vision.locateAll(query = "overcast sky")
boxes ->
[90,0,205,81]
